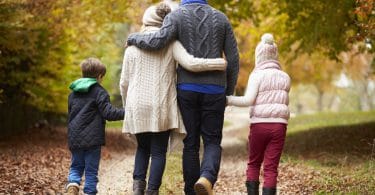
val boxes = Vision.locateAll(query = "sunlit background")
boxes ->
[0,0,374,194]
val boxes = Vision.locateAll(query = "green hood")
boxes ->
[69,78,98,92]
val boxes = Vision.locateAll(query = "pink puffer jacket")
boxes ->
[227,60,291,124]
[251,60,290,123]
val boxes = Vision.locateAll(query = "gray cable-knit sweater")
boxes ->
[127,4,239,95]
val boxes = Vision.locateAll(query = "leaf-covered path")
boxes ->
[0,108,319,195]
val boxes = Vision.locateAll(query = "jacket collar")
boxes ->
[181,0,207,5]
[255,60,281,71]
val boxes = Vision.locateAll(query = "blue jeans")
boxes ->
[68,146,101,195]
[133,130,170,190]
[177,89,226,195]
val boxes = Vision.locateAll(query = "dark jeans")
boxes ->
[133,130,171,190]
[68,146,101,195]
[177,89,226,195]
[247,123,287,188]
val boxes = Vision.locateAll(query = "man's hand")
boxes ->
[125,33,137,48]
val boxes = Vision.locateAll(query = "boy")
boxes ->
[66,57,124,195]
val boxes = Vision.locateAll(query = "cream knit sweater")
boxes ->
[120,29,227,135]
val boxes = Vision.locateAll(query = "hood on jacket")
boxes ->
[69,78,97,93]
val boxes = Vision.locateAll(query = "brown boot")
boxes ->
[66,183,79,195]
[194,177,213,195]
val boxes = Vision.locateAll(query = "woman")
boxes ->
[120,3,227,195]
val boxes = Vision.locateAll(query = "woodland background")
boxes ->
[0,0,374,194]
[0,0,374,132]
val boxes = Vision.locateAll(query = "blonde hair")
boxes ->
[80,57,106,78]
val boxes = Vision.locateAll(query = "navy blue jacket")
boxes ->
[67,83,124,150]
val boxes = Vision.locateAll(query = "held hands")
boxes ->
[225,96,234,108]
[226,96,234,107]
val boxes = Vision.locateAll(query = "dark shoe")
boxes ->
[133,180,146,195]
[262,187,276,195]
[245,181,259,195]
[145,189,159,195]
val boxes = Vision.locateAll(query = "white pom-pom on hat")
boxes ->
[255,33,278,66]
[261,33,274,45]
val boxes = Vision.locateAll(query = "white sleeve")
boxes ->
[119,49,130,108]
[226,73,260,107]
[172,41,227,72]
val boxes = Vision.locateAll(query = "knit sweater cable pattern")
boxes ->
[120,33,227,134]
[127,4,239,95]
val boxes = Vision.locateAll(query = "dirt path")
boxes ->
[96,107,318,194]
[1,109,370,194]
[97,150,134,194]
[97,107,252,195]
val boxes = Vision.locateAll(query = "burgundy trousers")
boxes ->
[247,123,287,188]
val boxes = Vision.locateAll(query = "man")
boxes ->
[127,0,239,194]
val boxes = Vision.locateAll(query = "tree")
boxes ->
[285,51,341,111]
[0,0,150,133]
[209,0,255,26]
[149,0,255,26]
[231,0,291,93]
[276,0,374,59]
[0,0,142,112]
[0,0,71,111]
[341,46,375,110]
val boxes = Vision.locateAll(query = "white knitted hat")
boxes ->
[142,3,171,27]
[163,0,179,11]
[255,33,279,65]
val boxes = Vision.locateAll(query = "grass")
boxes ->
[287,110,375,133]
[161,111,375,194]
[223,120,231,127]
[106,120,123,129]
[160,153,184,195]
[283,111,375,194]
[107,120,231,130]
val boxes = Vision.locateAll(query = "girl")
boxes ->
[227,33,291,195]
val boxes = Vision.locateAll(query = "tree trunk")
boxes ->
[317,88,324,112]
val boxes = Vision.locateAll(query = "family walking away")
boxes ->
[127,0,239,194]
[120,2,227,195]
[64,0,291,195]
